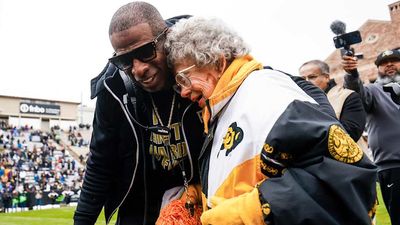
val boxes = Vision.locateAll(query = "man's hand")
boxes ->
[341,55,358,74]
[200,188,264,225]
[180,184,202,205]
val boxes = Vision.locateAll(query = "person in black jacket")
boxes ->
[299,59,366,141]
[73,2,203,225]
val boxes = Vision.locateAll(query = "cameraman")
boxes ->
[342,49,400,225]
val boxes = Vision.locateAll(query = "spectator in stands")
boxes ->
[62,187,74,205]
[19,169,26,184]
[25,184,35,210]
[78,155,84,164]
[35,189,43,209]
[11,191,18,212]
[0,165,4,177]
[48,190,58,207]
[0,125,84,212]
[0,191,3,212]
[2,188,12,213]
[18,191,27,210]
[343,49,400,225]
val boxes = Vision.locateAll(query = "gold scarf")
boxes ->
[203,55,263,133]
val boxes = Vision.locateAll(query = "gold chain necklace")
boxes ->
[150,92,195,215]
[150,92,176,165]
[150,92,176,128]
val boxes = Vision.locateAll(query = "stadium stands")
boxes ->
[0,125,88,213]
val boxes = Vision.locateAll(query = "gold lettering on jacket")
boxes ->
[260,161,279,176]
[149,114,188,170]
[263,143,274,154]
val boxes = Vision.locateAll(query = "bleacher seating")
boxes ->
[0,125,87,213]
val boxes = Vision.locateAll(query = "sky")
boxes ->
[0,0,394,107]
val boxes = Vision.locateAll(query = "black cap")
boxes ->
[375,49,400,66]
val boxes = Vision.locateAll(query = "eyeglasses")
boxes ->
[174,65,196,93]
[302,73,327,81]
[109,27,168,71]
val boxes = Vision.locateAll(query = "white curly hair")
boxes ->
[165,16,250,69]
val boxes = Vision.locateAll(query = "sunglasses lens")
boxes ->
[135,42,156,62]
[109,42,157,70]
[110,52,133,71]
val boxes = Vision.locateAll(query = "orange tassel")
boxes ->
[156,199,202,225]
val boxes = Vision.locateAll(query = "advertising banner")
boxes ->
[19,103,61,116]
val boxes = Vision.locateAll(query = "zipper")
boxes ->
[180,102,195,182]
[198,121,215,160]
[104,80,140,224]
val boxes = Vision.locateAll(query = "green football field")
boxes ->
[0,185,390,225]
[0,207,117,225]
[376,183,391,225]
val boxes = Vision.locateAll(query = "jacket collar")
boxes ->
[90,62,119,99]
[325,79,337,94]
[202,55,263,133]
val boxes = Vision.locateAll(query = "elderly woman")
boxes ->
[165,17,377,225]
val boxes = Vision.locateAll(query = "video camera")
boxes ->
[330,20,362,57]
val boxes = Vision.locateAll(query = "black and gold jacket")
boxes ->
[200,66,377,225]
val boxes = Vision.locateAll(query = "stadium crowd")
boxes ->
[0,125,86,213]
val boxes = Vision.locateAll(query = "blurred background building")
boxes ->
[0,95,94,132]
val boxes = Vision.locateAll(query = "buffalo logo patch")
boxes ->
[219,122,244,157]
[328,124,363,163]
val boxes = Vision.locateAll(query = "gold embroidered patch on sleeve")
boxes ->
[328,124,363,163]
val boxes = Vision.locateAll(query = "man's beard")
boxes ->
[376,72,400,85]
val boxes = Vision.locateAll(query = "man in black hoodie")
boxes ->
[73,2,203,224]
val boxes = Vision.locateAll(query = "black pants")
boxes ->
[378,167,400,225]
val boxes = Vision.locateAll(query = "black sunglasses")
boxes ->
[109,27,168,71]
